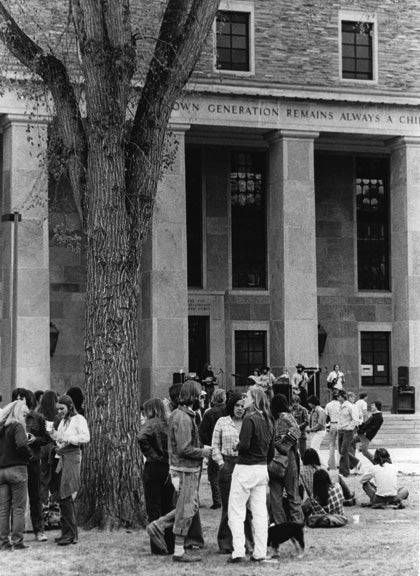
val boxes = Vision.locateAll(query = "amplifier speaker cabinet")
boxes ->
[272,383,292,403]
[392,385,415,414]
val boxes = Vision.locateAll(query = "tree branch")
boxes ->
[0,1,87,222]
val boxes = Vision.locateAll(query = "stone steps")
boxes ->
[320,412,420,449]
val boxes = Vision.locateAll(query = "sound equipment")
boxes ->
[172,372,186,385]
[392,385,415,414]
[272,383,292,403]
[398,366,409,387]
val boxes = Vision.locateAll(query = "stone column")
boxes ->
[390,137,420,406]
[0,115,50,401]
[139,126,190,400]
[267,130,319,374]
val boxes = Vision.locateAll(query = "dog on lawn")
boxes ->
[267,521,305,558]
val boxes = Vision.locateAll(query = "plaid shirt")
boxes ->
[211,416,241,467]
[311,483,344,515]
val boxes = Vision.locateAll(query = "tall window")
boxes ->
[216,11,250,71]
[234,330,266,384]
[356,157,389,290]
[186,148,203,288]
[341,21,373,80]
[231,151,266,288]
[361,331,390,386]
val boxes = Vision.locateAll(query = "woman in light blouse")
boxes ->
[52,394,90,546]
[211,393,251,554]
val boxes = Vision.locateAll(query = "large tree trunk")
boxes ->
[76,127,146,529]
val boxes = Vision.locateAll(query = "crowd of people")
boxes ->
[0,387,89,550]
[141,368,409,563]
[0,365,409,560]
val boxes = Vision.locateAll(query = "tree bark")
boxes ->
[0,0,221,529]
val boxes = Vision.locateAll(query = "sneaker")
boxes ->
[35,532,48,542]
[251,556,267,563]
[227,556,247,564]
[173,552,202,563]
[146,521,168,553]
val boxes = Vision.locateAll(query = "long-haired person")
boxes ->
[0,400,31,550]
[138,398,175,555]
[52,394,90,546]
[227,386,274,563]
[311,468,345,516]
[269,394,303,524]
[360,448,409,507]
[211,393,253,554]
[168,380,211,563]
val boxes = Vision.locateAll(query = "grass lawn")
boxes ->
[0,471,418,576]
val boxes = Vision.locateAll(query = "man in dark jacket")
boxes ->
[199,389,226,509]
[349,400,384,471]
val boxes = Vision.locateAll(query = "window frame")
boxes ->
[213,1,255,76]
[338,10,378,84]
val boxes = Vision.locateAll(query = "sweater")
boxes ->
[237,409,274,465]
[0,422,31,468]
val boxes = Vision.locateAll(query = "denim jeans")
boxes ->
[338,429,354,476]
[0,465,28,548]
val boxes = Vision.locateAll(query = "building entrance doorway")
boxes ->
[188,316,209,377]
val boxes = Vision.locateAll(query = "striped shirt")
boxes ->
[211,415,241,467]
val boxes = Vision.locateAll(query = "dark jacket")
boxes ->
[26,411,49,461]
[168,405,205,469]
[0,422,31,468]
[199,404,226,446]
[358,411,383,441]
[138,417,169,464]
[237,409,274,465]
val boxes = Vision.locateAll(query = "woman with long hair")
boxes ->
[52,394,90,546]
[211,393,253,554]
[269,394,303,524]
[0,400,31,550]
[227,386,274,563]
[138,398,175,555]
[312,468,344,515]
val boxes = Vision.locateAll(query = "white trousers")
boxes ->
[228,464,268,560]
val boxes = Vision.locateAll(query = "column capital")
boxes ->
[168,123,191,134]
[387,136,420,152]
[265,129,319,144]
[0,114,51,131]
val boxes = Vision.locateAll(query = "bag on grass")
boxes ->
[306,513,348,528]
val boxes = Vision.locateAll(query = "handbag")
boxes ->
[268,453,288,480]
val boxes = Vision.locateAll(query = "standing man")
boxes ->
[168,380,212,563]
[291,364,309,407]
[337,390,359,477]
[199,389,226,510]
[349,401,384,469]
[355,392,369,424]
[324,389,341,470]
[290,394,309,456]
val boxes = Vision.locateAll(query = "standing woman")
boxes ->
[211,393,253,554]
[269,394,303,524]
[227,386,274,563]
[138,398,175,555]
[307,395,327,464]
[52,394,90,546]
[0,400,31,550]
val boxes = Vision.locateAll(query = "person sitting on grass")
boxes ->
[360,448,409,509]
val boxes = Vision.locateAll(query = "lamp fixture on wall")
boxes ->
[50,322,59,357]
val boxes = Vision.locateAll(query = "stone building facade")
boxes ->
[0,0,419,409]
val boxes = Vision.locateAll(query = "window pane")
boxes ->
[216,11,250,72]
[342,20,373,81]
[361,332,391,386]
